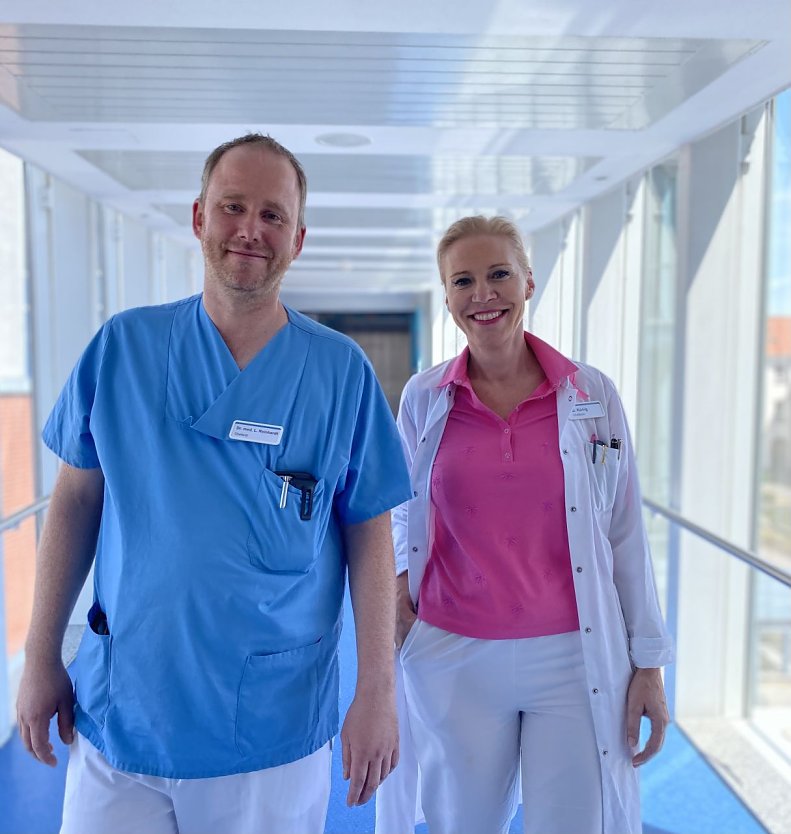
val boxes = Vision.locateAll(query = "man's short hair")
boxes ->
[199,133,308,230]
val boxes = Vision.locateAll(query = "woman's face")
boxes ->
[441,234,534,355]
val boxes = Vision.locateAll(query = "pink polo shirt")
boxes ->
[418,332,580,639]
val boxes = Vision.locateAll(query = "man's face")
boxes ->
[193,144,305,298]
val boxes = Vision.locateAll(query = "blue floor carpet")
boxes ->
[0,595,769,833]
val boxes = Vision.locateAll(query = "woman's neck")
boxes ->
[467,333,540,386]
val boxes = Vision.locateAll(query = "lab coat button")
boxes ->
[421,437,426,443]
[563,449,568,455]
[576,566,583,573]
[585,627,592,633]
[570,506,577,512]
[412,546,418,552]
[592,688,599,694]
[602,750,608,756]
[413,491,418,497]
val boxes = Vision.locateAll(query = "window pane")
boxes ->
[758,90,791,575]
[0,148,35,667]
[750,89,791,762]
[636,162,678,505]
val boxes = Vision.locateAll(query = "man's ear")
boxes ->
[192,199,204,241]
[292,226,306,259]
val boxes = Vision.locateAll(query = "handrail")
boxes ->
[0,496,51,535]
[643,497,791,588]
[3,495,788,588]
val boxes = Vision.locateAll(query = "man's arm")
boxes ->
[16,463,104,766]
[341,510,398,807]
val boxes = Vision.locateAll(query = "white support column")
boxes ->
[674,109,769,720]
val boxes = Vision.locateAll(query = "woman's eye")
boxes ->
[452,277,471,288]
[491,269,510,280]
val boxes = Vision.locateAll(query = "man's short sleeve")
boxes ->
[42,322,111,469]
[334,358,412,526]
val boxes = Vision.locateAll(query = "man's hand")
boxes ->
[16,657,75,766]
[395,571,416,649]
[626,667,669,767]
[341,689,399,807]
[343,511,400,806]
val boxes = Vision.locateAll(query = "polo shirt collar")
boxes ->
[437,332,584,397]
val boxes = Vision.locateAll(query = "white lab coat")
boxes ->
[375,356,674,834]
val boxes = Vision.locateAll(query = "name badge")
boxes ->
[229,420,284,445]
[569,401,605,420]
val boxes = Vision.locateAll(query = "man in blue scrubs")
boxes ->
[16,134,413,834]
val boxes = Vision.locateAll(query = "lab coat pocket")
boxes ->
[234,638,321,756]
[72,603,112,730]
[583,442,621,512]
[399,617,421,660]
[247,468,328,574]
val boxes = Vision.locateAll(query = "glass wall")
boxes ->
[750,88,791,762]
[0,147,35,734]
[636,162,679,613]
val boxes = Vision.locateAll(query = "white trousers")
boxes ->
[401,622,603,834]
[60,734,332,834]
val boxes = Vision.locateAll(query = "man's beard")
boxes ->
[204,242,291,297]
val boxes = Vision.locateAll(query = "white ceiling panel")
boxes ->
[80,149,594,196]
[0,25,763,130]
[0,1,787,297]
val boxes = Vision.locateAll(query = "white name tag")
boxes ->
[229,420,284,445]
[569,401,605,420]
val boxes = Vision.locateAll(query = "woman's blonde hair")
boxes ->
[436,215,531,282]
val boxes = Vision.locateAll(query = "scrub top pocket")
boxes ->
[583,441,621,512]
[234,638,322,756]
[72,604,112,730]
[247,468,328,574]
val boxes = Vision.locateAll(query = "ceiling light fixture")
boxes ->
[315,132,372,148]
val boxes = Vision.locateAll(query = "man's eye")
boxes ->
[225,204,242,213]
[263,212,282,223]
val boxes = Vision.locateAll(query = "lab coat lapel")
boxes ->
[556,378,578,432]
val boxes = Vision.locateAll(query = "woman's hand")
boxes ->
[395,571,417,649]
[626,667,670,767]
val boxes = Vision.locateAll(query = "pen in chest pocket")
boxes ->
[278,475,292,509]
[275,471,317,520]
[590,434,608,464]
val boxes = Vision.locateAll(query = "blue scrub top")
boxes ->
[43,295,412,778]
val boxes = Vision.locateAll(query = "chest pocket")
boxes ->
[583,441,621,512]
[247,468,330,574]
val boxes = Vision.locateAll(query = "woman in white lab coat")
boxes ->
[378,216,673,834]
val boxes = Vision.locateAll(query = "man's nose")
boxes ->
[236,215,262,242]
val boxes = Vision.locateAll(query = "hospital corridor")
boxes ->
[0,2,790,832]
